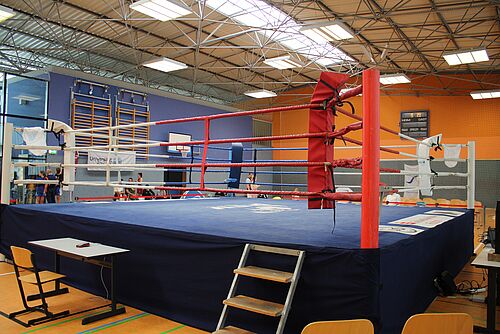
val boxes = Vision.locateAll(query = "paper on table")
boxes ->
[424,210,465,217]
[379,225,425,235]
[387,214,454,228]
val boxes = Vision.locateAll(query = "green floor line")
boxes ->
[21,310,109,334]
[160,324,186,334]
[78,312,149,334]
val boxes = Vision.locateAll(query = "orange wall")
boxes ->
[273,95,500,161]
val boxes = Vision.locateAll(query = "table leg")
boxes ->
[111,254,117,310]
[474,268,500,334]
[488,268,497,333]
[55,251,60,290]
[27,251,68,301]
[81,255,125,325]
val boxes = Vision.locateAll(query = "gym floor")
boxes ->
[0,208,496,334]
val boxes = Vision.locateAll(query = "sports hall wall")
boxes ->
[272,92,500,208]
[45,69,255,199]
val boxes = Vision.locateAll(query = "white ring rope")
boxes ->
[74,131,162,144]
[65,120,156,133]
[334,171,468,177]
[334,185,468,191]
[4,118,475,209]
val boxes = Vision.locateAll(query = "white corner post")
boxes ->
[467,141,475,209]
[1,122,13,205]
[64,132,76,202]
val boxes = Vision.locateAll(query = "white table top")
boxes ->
[472,245,500,269]
[29,237,129,258]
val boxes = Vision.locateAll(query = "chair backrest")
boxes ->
[301,319,374,334]
[11,246,34,269]
[450,199,467,206]
[402,313,473,334]
[400,197,418,206]
[436,198,451,206]
[423,198,437,205]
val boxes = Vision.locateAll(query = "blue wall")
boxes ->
[47,72,253,157]
[45,72,254,199]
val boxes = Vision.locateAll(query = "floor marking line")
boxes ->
[77,312,149,334]
[160,325,186,334]
[0,271,15,276]
[21,310,109,334]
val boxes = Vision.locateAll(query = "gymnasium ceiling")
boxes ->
[0,0,499,106]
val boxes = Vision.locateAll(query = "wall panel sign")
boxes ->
[400,110,429,139]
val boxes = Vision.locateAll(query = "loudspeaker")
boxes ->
[434,271,457,296]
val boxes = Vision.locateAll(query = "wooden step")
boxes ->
[212,326,256,334]
[223,295,283,317]
[234,266,293,283]
[250,244,301,256]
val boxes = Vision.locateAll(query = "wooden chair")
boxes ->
[436,199,451,207]
[450,199,467,207]
[401,313,473,334]
[301,319,374,334]
[400,197,418,206]
[9,246,69,325]
[422,198,437,206]
[474,200,485,226]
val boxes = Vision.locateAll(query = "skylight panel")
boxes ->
[205,0,353,67]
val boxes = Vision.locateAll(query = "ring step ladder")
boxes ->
[213,244,305,334]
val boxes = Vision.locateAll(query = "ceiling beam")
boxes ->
[59,0,310,91]
[0,17,240,102]
[7,3,249,100]
[366,0,437,73]
[314,0,404,71]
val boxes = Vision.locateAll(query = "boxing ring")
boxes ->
[0,69,474,334]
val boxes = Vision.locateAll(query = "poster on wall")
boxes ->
[400,110,429,139]
[87,150,136,171]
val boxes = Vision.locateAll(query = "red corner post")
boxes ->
[308,72,349,209]
[361,68,380,248]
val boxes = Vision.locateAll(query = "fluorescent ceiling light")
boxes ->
[244,89,277,98]
[443,48,489,66]
[380,73,411,85]
[0,5,14,22]
[470,89,500,100]
[143,57,188,72]
[130,0,192,21]
[300,21,354,42]
[263,55,301,69]
[205,0,353,67]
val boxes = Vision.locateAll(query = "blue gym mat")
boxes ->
[3,198,468,249]
[0,198,473,334]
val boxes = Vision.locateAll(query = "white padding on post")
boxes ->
[48,119,75,191]
[403,164,420,198]
[443,144,461,168]
[417,134,442,196]
[21,127,47,156]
